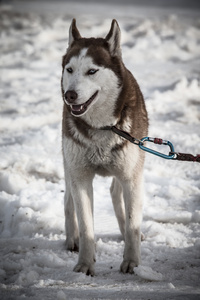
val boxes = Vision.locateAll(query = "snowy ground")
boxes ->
[0,1,200,299]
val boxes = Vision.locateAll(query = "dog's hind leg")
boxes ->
[64,187,79,252]
[110,177,125,239]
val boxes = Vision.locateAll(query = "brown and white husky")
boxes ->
[61,19,148,276]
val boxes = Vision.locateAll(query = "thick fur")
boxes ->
[61,19,148,276]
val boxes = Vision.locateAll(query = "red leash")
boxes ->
[170,152,200,162]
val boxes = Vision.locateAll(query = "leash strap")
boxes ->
[104,126,200,163]
[111,126,141,145]
[170,152,200,162]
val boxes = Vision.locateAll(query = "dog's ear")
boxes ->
[105,19,121,57]
[69,19,82,47]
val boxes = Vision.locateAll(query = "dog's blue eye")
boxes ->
[87,69,98,75]
[66,67,73,73]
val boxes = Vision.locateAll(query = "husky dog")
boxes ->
[61,19,148,276]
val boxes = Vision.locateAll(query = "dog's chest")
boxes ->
[86,142,114,166]
[63,126,125,175]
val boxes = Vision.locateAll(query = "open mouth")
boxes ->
[70,91,98,116]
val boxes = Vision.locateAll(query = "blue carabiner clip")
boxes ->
[139,137,176,160]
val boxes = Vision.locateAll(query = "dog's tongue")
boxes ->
[71,104,83,112]
[71,104,86,116]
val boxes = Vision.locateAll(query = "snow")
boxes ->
[134,266,163,281]
[0,1,200,299]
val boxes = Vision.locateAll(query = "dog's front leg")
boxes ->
[120,175,143,274]
[64,186,79,252]
[71,175,95,276]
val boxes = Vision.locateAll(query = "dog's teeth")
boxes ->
[71,105,80,111]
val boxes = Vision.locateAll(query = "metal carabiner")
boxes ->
[139,137,176,160]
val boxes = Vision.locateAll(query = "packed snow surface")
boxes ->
[0,1,200,299]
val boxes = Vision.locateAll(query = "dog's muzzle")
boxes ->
[64,90,98,116]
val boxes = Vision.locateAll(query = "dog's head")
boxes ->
[61,19,123,124]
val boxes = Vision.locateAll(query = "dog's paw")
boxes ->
[66,239,79,252]
[73,263,95,276]
[120,260,138,274]
[141,232,145,241]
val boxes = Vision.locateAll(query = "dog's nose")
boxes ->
[65,90,78,103]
